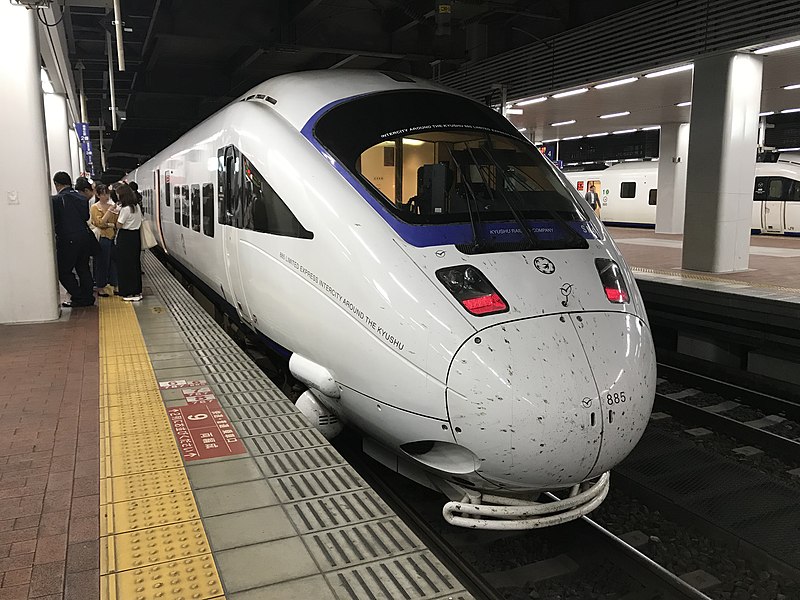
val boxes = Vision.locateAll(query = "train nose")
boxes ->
[446,312,655,490]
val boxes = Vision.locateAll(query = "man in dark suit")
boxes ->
[585,184,601,217]
[52,172,95,307]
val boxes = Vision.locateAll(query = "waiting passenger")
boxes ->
[51,171,95,307]
[585,184,601,218]
[104,183,142,301]
[90,183,118,297]
[75,177,95,204]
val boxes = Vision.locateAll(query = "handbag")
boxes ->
[140,219,158,249]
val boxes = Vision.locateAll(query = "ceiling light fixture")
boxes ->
[675,101,692,107]
[644,64,693,78]
[586,132,610,138]
[759,111,775,117]
[783,84,800,90]
[781,107,800,114]
[516,96,547,106]
[641,125,661,131]
[505,108,523,115]
[599,111,631,119]
[517,127,527,132]
[562,135,584,141]
[595,77,638,89]
[551,88,588,99]
[754,40,800,55]
[777,146,800,151]
[542,138,560,143]
[612,129,638,135]
[550,119,576,126]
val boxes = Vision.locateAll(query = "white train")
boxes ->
[132,70,656,529]
[564,156,800,234]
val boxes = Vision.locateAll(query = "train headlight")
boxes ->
[595,258,629,303]
[436,266,509,316]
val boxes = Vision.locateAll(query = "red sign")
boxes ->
[182,386,217,404]
[577,180,585,191]
[159,379,207,390]
[167,399,245,461]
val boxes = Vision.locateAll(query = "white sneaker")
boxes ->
[122,295,142,302]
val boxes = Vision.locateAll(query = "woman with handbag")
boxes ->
[90,183,118,297]
[104,183,142,301]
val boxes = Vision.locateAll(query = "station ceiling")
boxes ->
[62,0,657,179]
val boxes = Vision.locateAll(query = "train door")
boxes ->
[153,168,167,250]
[763,178,785,233]
[219,146,252,324]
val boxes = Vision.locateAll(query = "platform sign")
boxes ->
[159,379,207,389]
[167,399,245,461]
[74,122,94,176]
[182,386,217,404]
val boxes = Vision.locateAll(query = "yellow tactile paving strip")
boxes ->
[99,297,225,600]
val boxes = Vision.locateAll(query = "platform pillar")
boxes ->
[655,123,689,234]
[0,3,60,323]
[44,93,73,192]
[682,52,762,273]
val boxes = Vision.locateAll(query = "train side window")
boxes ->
[648,189,657,206]
[768,178,786,199]
[791,180,800,202]
[191,184,201,232]
[219,146,242,227]
[202,183,215,237]
[165,176,171,207]
[620,182,636,198]
[181,185,190,228]
[173,186,181,223]
[241,153,313,239]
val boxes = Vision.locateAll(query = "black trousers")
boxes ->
[116,229,142,297]
[56,231,94,305]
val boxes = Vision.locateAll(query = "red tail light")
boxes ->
[595,258,629,303]
[436,266,509,316]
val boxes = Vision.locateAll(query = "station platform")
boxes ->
[607,226,800,303]
[0,254,472,600]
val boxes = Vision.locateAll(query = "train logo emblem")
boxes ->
[534,257,555,274]
[560,283,573,307]
[581,397,593,408]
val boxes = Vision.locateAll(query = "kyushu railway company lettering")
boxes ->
[280,252,405,351]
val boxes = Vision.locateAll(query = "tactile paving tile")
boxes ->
[102,492,201,536]
[205,369,264,383]
[105,467,191,503]
[225,401,301,420]
[236,415,311,436]
[245,430,328,456]
[305,518,422,570]
[256,446,346,476]
[101,433,183,477]
[327,552,466,600]
[215,390,289,407]
[287,490,394,534]
[101,555,223,600]
[270,466,368,503]
[102,520,212,573]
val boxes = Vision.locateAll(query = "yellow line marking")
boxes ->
[99,297,225,599]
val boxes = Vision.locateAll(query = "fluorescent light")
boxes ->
[781,108,800,114]
[595,77,638,89]
[517,127,527,132]
[612,129,638,135]
[644,64,693,78]
[550,119,576,126]
[402,138,426,146]
[675,101,692,107]
[624,158,639,162]
[778,147,800,151]
[505,108,523,115]
[562,135,584,141]
[566,162,580,166]
[783,84,800,90]
[599,111,631,119]
[586,132,609,138]
[542,138,560,143]
[552,88,588,99]
[759,111,775,117]
[40,68,54,94]
[516,96,547,106]
[641,125,661,131]
[754,40,800,54]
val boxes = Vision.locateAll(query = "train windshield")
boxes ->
[313,90,591,251]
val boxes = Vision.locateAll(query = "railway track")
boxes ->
[655,363,800,463]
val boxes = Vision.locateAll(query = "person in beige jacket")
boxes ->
[90,183,118,296]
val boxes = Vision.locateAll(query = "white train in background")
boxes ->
[131,70,656,529]
[564,155,800,235]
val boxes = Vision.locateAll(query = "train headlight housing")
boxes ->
[595,258,629,303]
[436,266,508,316]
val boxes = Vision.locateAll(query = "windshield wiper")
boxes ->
[478,145,587,249]
[443,145,486,253]
[466,144,539,250]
